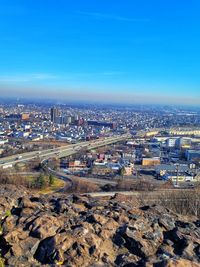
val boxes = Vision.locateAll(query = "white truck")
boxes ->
[2,164,13,169]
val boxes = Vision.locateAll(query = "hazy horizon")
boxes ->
[0,84,200,106]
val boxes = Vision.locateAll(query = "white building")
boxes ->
[166,138,177,148]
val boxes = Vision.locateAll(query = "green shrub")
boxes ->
[0,254,4,267]
[5,210,11,217]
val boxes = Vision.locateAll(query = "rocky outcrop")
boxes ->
[0,184,28,219]
[0,187,200,266]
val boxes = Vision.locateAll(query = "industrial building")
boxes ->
[142,157,161,166]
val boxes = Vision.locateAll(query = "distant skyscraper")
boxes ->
[50,107,59,123]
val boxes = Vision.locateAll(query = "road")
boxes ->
[0,134,130,169]
[85,191,140,197]
[53,171,117,186]
[84,188,194,197]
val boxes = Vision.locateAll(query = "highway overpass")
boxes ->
[0,134,130,169]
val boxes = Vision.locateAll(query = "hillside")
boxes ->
[0,185,200,266]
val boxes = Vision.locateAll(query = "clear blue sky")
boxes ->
[0,0,200,105]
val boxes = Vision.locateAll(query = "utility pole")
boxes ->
[175,163,179,187]
[135,166,139,179]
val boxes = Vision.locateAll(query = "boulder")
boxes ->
[29,214,61,239]
[0,186,200,266]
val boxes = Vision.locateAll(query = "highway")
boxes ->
[0,134,130,169]
[3,126,198,169]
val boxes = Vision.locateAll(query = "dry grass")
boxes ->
[36,178,66,194]
[116,179,156,191]
[0,171,66,194]
[64,177,100,193]
[137,189,200,217]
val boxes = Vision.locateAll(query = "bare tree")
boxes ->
[64,177,99,193]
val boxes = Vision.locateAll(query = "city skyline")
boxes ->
[0,0,200,105]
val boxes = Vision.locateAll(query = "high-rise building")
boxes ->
[63,116,72,124]
[50,107,59,123]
